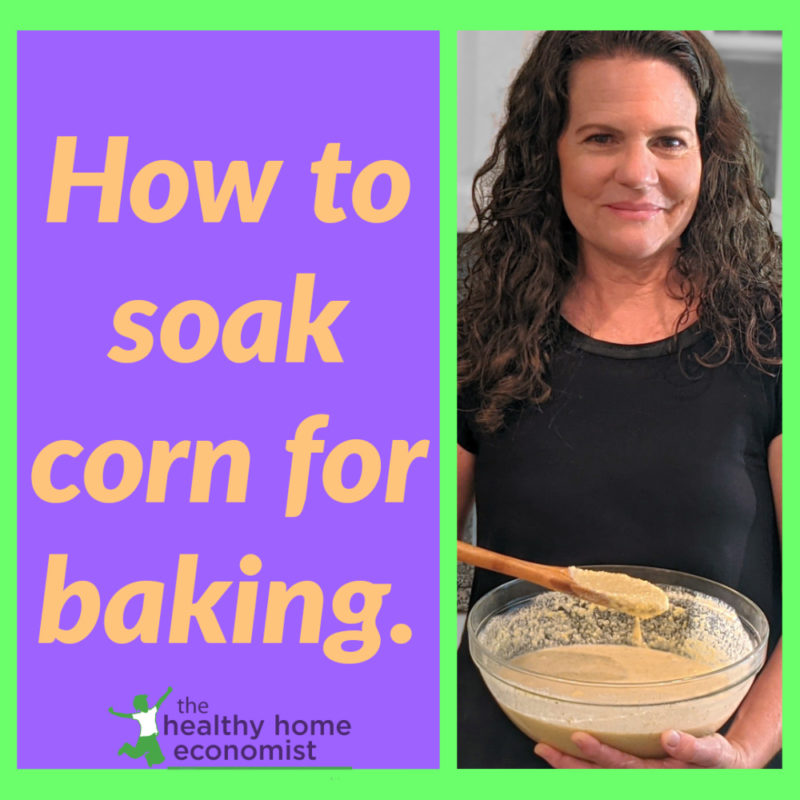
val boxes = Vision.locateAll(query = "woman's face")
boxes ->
[557,57,702,268]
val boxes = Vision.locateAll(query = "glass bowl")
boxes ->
[467,566,768,758]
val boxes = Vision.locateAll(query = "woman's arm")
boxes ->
[724,434,782,765]
[723,640,781,767]
[768,434,782,533]
[457,445,476,538]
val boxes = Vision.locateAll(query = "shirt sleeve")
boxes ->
[457,386,480,454]
[771,316,782,440]
[772,365,781,440]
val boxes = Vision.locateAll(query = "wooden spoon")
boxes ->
[457,541,668,618]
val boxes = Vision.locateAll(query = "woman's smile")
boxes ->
[604,202,666,221]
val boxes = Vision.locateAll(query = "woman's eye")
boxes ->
[585,133,614,145]
[655,137,687,150]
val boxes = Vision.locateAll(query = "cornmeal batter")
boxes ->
[492,643,741,758]
[511,644,708,683]
[568,567,670,618]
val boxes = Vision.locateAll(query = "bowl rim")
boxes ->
[467,566,769,691]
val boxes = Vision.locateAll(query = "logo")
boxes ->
[109,685,173,767]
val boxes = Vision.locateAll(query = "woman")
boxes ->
[457,31,781,769]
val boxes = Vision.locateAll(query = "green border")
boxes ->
[5,4,793,798]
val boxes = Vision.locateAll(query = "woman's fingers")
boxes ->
[534,742,597,769]
[571,732,645,768]
[661,731,743,768]
[536,731,746,769]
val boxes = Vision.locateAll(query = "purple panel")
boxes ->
[18,31,439,768]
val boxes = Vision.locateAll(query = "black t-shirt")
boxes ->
[457,320,781,768]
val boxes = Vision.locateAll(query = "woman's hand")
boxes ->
[535,730,752,769]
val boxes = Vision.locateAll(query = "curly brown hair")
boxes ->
[459,31,781,434]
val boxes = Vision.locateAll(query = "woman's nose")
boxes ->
[614,143,658,189]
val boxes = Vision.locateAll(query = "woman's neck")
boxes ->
[561,250,696,344]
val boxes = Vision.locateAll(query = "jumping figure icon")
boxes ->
[109,686,173,767]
